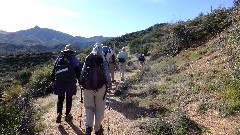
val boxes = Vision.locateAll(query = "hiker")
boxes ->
[117,47,128,81]
[106,47,116,83]
[79,43,111,135]
[138,53,145,68]
[50,44,81,123]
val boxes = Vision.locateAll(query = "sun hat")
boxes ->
[94,42,101,47]
[92,44,102,55]
[62,44,76,52]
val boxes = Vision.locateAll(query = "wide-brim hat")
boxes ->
[92,44,102,55]
[62,44,76,53]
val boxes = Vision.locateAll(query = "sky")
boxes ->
[0,0,234,38]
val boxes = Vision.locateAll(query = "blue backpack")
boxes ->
[82,53,107,90]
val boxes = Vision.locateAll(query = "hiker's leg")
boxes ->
[140,61,143,68]
[57,95,65,115]
[84,90,95,128]
[65,95,72,115]
[109,63,115,81]
[121,62,126,80]
[119,62,124,79]
[94,85,107,132]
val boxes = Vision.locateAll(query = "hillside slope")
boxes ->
[35,41,240,134]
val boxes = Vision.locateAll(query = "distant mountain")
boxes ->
[0,26,113,55]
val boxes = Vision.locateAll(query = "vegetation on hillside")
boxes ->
[0,51,87,134]
[1,1,240,134]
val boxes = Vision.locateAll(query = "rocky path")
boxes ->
[39,70,143,135]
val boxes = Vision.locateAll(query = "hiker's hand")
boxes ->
[77,78,81,86]
[107,82,112,90]
[50,81,55,88]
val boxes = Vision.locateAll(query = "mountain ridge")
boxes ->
[0,26,113,55]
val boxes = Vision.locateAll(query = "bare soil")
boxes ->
[39,70,143,135]
[183,51,240,135]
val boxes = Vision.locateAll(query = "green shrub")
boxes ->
[197,103,209,115]
[114,80,132,96]
[175,115,202,135]
[224,79,240,101]
[3,84,22,101]
[222,101,240,115]
[26,65,52,97]
[149,100,168,115]
[15,69,32,85]
[0,93,35,134]
[124,97,140,107]
[150,121,172,135]
[141,119,173,135]
[161,60,179,75]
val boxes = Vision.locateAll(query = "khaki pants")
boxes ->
[84,84,107,131]
[139,61,144,68]
[119,62,126,81]
[109,63,115,81]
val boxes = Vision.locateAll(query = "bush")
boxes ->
[0,93,35,134]
[161,60,179,75]
[175,115,202,135]
[173,8,231,52]
[141,119,173,135]
[15,69,32,85]
[3,84,22,101]
[26,65,53,97]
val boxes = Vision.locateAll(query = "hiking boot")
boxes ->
[95,125,104,135]
[56,114,61,123]
[121,78,124,81]
[85,127,92,135]
[65,114,73,121]
[111,80,116,83]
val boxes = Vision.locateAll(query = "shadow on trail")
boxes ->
[108,98,157,120]
[58,125,68,135]
[57,121,84,135]
[66,121,84,135]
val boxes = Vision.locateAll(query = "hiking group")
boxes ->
[50,43,128,135]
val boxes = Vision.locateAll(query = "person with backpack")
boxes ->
[117,47,128,81]
[79,43,111,135]
[138,53,145,68]
[50,44,81,123]
[106,47,116,83]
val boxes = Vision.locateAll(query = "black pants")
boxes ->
[57,95,72,115]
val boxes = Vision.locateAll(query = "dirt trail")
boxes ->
[39,70,143,135]
[184,103,240,135]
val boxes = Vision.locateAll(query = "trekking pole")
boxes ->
[80,86,84,128]
[107,88,111,135]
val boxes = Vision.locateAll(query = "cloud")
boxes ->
[0,0,81,32]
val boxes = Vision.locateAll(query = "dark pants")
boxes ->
[57,95,72,115]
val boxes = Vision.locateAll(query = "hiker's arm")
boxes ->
[72,56,81,82]
[50,68,55,88]
[74,66,80,81]
[79,62,86,84]
[50,57,59,88]
[103,60,111,89]
[112,54,116,65]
